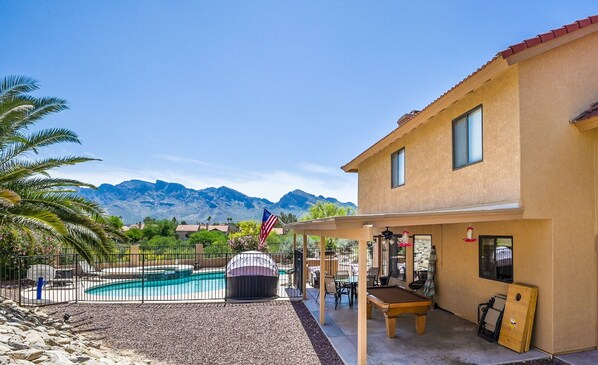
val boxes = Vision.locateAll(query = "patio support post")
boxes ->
[319,235,326,324]
[302,234,308,300]
[358,225,373,365]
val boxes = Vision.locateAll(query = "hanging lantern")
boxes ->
[398,230,412,247]
[463,225,477,243]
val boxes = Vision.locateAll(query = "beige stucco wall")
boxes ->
[357,67,521,214]
[395,221,553,352]
[352,29,598,354]
[518,31,598,353]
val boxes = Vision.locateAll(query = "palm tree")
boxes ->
[0,76,121,261]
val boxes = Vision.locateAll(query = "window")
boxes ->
[413,235,432,281]
[391,148,405,188]
[453,106,483,169]
[479,236,513,283]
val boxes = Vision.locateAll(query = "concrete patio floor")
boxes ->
[303,287,551,365]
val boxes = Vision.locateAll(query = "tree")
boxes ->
[301,202,354,250]
[229,220,260,239]
[277,212,297,228]
[188,230,226,247]
[301,202,353,220]
[228,220,266,252]
[125,227,143,243]
[0,76,122,261]
[142,219,177,239]
[107,215,124,230]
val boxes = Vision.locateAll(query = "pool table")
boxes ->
[366,286,433,338]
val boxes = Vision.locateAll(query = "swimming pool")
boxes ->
[85,270,288,299]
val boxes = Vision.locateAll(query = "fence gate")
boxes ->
[293,249,303,294]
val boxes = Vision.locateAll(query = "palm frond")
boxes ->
[0,188,21,207]
[0,76,39,101]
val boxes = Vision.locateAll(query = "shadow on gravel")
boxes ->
[291,301,344,365]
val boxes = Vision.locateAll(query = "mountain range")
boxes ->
[77,180,357,224]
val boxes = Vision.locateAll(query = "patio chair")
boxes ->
[335,270,350,279]
[78,260,104,279]
[334,270,352,300]
[26,264,73,287]
[478,294,507,342]
[366,274,376,287]
[367,267,380,286]
[387,276,401,287]
[315,275,349,309]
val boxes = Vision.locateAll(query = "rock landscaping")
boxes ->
[0,299,158,365]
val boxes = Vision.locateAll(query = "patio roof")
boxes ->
[286,202,524,239]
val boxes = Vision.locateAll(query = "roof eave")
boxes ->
[286,204,524,239]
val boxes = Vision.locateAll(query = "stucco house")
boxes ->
[175,224,231,239]
[288,14,598,363]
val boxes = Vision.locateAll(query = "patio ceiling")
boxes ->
[285,202,524,239]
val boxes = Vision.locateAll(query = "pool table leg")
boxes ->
[385,317,397,338]
[415,314,427,335]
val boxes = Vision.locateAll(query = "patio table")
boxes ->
[335,275,358,307]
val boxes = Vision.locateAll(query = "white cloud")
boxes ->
[298,162,342,175]
[153,154,210,166]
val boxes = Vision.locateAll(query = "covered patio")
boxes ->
[302,286,550,364]
[286,204,532,365]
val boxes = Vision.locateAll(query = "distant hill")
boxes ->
[77,180,357,224]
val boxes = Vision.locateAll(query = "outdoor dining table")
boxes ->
[335,275,359,307]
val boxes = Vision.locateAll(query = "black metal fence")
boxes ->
[1,241,377,306]
[1,251,300,306]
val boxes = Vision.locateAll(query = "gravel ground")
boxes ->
[43,301,344,365]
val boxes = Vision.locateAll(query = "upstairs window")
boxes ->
[453,106,483,169]
[391,148,405,188]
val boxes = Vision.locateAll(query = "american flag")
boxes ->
[259,209,279,244]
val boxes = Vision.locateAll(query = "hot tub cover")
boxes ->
[226,251,279,277]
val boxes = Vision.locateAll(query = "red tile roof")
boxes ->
[572,100,598,122]
[415,14,598,126]
[500,15,598,58]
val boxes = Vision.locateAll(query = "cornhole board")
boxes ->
[498,283,538,353]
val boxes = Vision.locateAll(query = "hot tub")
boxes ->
[225,251,279,299]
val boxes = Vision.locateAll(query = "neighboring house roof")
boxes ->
[176,225,200,232]
[207,225,229,233]
[342,14,598,172]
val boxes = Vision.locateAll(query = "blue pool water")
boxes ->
[86,270,287,297]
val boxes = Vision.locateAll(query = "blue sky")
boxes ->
[2,1,597,203]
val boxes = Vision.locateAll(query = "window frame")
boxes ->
[452,105,483,170]
[391,147,406,188]
[478,235,513,283]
